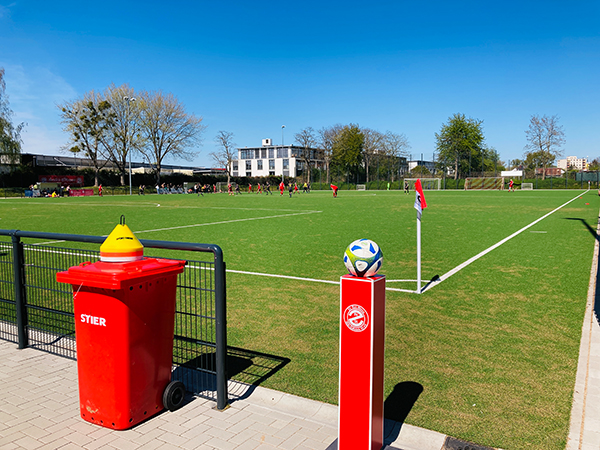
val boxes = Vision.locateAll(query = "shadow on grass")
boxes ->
[564,217,599,241]
[384,381,424,443]
[565,217,600,323]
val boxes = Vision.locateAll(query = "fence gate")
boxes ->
[0,230,228,410]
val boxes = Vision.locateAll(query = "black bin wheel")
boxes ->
[163,381,186,412]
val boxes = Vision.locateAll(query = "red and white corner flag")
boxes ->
[414,179,427,220]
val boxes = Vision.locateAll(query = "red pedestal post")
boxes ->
[338,274,386,450]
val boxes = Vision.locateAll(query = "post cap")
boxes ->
[100,216,144,262]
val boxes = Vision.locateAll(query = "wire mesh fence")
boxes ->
[0,231,227,408]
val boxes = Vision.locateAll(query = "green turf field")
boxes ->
[1,188,597,449]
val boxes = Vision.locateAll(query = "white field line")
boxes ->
[421,190,589,293]
[30,210,322,245]
[132,210,322,234]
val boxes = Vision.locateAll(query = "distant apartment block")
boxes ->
[557,156,588,171]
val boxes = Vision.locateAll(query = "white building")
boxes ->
[557,156,588,171]
[231,139,324,179]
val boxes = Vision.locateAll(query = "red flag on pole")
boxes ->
[414,179,427,220]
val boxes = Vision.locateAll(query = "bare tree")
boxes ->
[58,91,112,186]
[294,127,318,184]
[100,84,145,186]
[382,131,410,181]
[318,124,343,184]
[524,114,565,180]
[138,90,205,184]
[361,128,385,183]
[210,131,236,186]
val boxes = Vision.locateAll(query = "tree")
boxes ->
[382,131,410,181]
[0,68,25,165]
[294,127,318,184]
[524,114,565,180]
[435,113,485,180]
[210,131,236,186]
[98,84,145,186]
[332,124,364,181]
[318,124,343,184]
[138,90,205,184]
[361,128,384,183]
[524,150,555,178]
[58,91,113,186]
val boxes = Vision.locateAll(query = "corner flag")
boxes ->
[414,179,427,220]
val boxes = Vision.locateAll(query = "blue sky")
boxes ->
[1,1,598,167]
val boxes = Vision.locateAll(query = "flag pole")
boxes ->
[417,214,421,294]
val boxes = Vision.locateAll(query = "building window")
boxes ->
[283,159,289,170]
[269,159,275,170]
[261,149,267,158]
[277,148,288,158]
[246,160,251,171]
[269,171,275,176]
[232,161,238,171]
[257,160,263,170]
[240,149,253,159]
[246,172,252,177]
[255,149,260,159]
[269,148,274,158]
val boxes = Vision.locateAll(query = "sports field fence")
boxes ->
[0,230,229,410]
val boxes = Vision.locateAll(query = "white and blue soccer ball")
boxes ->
[344,239,383,277]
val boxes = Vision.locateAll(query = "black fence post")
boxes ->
[11,233,28,349]
[214,248,229,410]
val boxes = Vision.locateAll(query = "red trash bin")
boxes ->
[57,218,186,430]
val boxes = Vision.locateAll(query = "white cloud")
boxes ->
[3,63,77,155]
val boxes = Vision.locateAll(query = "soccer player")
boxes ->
[279,181,285,196]
[509,179,514,192]
[330,184,338,198]
[265,181,271,195]
[257,183,262,194]
[294,182,299,194]
[98,184,103,197]
[248,183,252,193]
[228,183,233,196]
[288,183,293,198]
[404,181,409,194]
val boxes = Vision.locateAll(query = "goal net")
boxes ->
[356,184,366,191]
[521,183,533,190]
[403,178,441,190]
[464,177,503,190]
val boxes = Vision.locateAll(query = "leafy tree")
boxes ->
[58,91,113,186]
[294,127,318,184]
[435,113,485,179]
[524,150,555,178]
[138,90,205,184]
[332,124,364,180]
[524,114,565,180]
[210,131,236,186]
[0,68,25,165]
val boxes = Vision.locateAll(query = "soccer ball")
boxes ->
[344,239,383,277]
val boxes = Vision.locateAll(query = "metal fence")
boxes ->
[0,229,228,410]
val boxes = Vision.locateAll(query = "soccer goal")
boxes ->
[521,183,533,190]
[356,184,366,191]
[464,177,503,190]
[403,178,441,190]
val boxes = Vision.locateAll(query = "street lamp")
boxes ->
[124,96,136,195]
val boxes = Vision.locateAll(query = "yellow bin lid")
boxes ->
[100,216,144,262]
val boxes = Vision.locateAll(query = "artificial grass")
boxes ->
[0,189,596,449]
